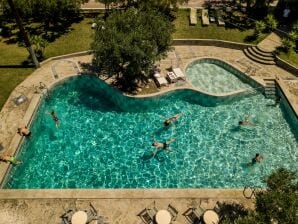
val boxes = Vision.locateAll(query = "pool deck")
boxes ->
[0,45,297,223]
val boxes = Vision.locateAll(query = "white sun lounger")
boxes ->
[154,73,168,87]
[173,68,186,81]
[190,8,197,25]
[202,9,210,26]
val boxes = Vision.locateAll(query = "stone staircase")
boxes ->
[243,46,276,65]
[243,32,282,65]
[264,79,277,99]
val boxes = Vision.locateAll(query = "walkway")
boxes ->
[257,32,282,52]
[81,0,206,9]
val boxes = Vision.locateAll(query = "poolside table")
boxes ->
[155,210,172,224]
[71,211,88,224]
[203,210,219,224]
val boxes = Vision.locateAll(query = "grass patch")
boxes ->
[278,50,298,68]
[44,18,93,58]
[0,18,93,109]
[173,9,266,43]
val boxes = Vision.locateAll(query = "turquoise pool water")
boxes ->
[186,60,252,94]
[4,76,298,189]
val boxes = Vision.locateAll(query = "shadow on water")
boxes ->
[140,149,165,162]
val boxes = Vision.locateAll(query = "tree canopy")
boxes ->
[91,7,173,91]
[4,0,85,25]
[235,168,298,224]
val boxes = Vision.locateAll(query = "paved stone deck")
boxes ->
[0,189,255,224]
[258,33,282,52]
[0,45,297,223]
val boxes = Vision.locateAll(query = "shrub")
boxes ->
[265,14,277,32]
[281,38,295,52]
[254,20,266,37]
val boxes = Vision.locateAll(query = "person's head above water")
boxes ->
[239,121,243,125]
[164,120,171,126]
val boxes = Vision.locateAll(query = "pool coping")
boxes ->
[0,188,248,199]
[0,48,297,202]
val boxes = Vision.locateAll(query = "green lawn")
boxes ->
[0,18,93,109]
[173,9,263,43]
[278,50,298,68]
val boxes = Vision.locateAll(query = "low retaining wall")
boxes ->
[40,50,93,66]
[275,56,298,76]
[172,39,254,50]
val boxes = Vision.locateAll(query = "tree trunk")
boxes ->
[7,0,40,68]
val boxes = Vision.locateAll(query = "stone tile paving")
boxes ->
[0,197,254,224]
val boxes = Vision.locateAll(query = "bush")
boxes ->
[265,14,277,32]
[282,38,295,52]
[254,21,266,37]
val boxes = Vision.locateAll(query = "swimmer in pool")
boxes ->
[47,110,60,128]
[248,153,263,166]
[239,116,254,126]
[164,114,182,126]
[17,125,31,137]
[152,138,176,157]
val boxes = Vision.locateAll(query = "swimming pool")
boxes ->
[186,59,253,94]
[4,75,298,189]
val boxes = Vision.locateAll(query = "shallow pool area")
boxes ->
[4,76,298,189]
[186,59,253,94]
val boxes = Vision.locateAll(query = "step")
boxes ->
[247,47,275,62]
[243,49,276,65]
[256,45,274,54]
[251,46,274,58]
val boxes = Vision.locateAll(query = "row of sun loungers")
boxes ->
[153,68,186,87]
[190,8,225,27]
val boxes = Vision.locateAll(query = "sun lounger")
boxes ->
[154,73,168,87]
[216,10,225,26]
[190,8,197,25]
[202,9,210,26]
[183,207,204,224]
[167,204,179,221]
[172,68,186,81]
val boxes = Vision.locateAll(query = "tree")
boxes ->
[236,168,298,224]
[6,0,85,30]
[6,0,39,67]
[91,7,173,91]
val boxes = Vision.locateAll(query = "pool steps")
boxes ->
[264,79,277,99]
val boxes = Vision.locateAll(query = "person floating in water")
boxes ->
[0,155,22,165]
[239,116,254,126]
[47,110,60,128]
[164,113,182,126]
[152,138,176,157]
[248,153,263,166]
[17,125,31,137]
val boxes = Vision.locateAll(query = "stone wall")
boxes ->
[275,56,298,76]
[172,39,254,50]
